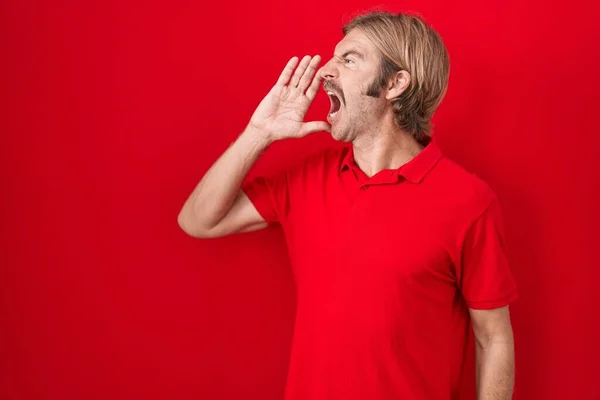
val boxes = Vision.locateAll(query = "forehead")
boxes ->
[334,28,377,58]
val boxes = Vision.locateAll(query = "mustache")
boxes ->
[323,81,346,105]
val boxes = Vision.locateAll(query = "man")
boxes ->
[178,11,517,400]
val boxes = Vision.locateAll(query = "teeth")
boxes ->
[327,91,339,119]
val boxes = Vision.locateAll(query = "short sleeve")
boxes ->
[457,199,518,310]
[242,171,290,225]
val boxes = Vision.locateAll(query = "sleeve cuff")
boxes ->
[466,291,519,310]
[242,181,278,225]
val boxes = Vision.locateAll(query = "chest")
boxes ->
[286,183,460,301]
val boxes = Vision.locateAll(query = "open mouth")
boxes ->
[327,91,342,118]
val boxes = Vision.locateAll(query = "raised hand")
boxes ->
[249,55,330,141]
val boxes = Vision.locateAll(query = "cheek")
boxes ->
[344,75,375,99]
[342,82,362,103]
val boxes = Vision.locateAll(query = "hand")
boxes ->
[248,55,330,141]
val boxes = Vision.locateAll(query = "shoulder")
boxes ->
[426,155,498,219]
[285,144,347,181]
[304,144,347,169]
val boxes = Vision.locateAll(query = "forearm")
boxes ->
[178,125,271,233]
[475,339,515,400]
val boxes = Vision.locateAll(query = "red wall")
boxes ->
[2,0,600,399]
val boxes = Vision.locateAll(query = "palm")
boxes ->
[250,55,329,140]
[253,85,311,136]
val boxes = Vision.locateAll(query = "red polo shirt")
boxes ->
[242,141,518,400]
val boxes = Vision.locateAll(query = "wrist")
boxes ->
[243,124,274,148]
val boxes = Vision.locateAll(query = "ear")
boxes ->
[385,70,410,100]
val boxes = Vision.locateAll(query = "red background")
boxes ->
[2,0,600,399]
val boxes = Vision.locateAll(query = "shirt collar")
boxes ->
[339,141,443,184]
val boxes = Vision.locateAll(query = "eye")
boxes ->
[344,58,355,65]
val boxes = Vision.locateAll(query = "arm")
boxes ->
[177,55,329,238]
[177,127,271,238]
[469,306,515,400]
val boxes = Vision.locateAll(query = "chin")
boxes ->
[329,124,353,143]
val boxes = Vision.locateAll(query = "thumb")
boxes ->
[299,121,331,136]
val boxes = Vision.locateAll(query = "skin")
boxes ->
[320,29,422,176]
[178,28,515,400]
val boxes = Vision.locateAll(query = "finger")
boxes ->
[289,55,311,88]
[276,57,299,86]
[298,55,321,92]
[305,66,324,101]
[299,121,331,136]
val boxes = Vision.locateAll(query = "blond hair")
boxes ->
[343,12,450,145]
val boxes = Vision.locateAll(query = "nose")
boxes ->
[319,58,338,81]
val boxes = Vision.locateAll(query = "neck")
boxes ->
[351,115,424,178]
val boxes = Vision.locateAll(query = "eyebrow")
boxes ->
[338,50,365,60]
